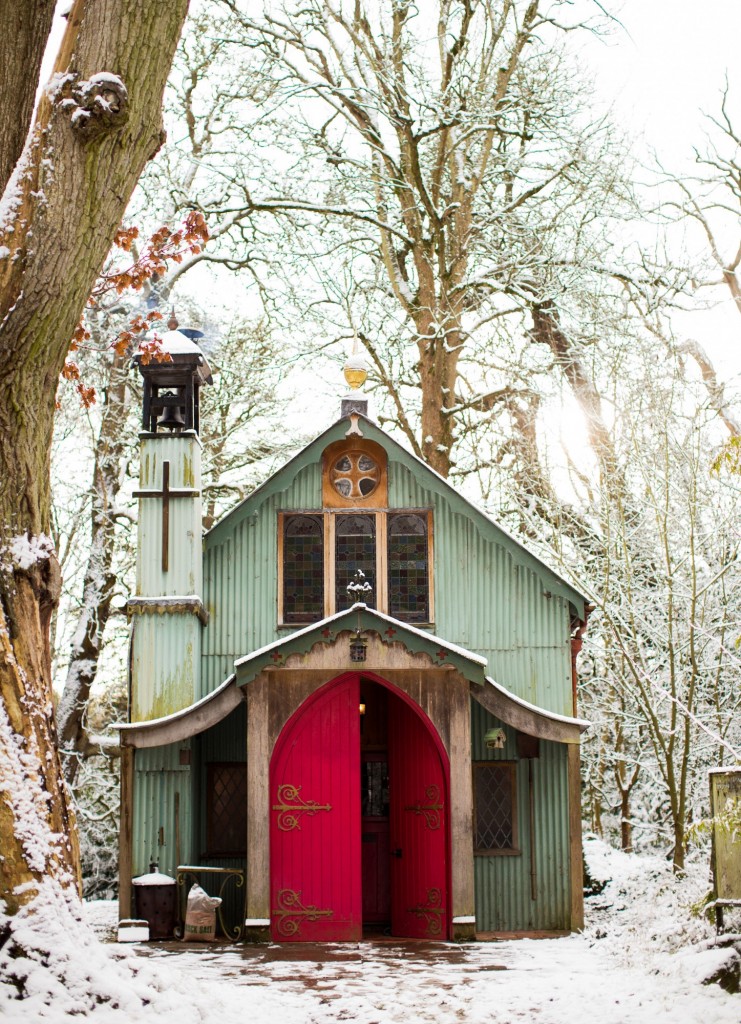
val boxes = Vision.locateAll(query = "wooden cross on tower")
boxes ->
[133,461,199,572]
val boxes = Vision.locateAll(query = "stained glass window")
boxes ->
[335,514,376,610]
[388,513,429,622]
[283,514,324,623]
[473,763,517,853]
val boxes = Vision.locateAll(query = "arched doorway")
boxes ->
[269,672,450,941]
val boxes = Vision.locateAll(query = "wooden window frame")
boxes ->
[277,508,434,627]
[472,761,520,857]
[278,512,325,625]
[387,510,433,625]
[322,438,388,508]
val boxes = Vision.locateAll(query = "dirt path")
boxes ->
[128,936,738,1024]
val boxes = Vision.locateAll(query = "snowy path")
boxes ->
[118,936,738,1024]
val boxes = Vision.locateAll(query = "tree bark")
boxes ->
[0,0,55,193]
[0,0,189,916]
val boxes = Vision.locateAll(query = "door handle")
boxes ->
[391,848,403,858]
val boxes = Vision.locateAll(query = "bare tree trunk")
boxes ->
[56,352,132,786]
[0,0,188,916]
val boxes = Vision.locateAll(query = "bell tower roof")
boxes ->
[133,322,213,434]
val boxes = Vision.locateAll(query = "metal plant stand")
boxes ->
[176,865,246,941]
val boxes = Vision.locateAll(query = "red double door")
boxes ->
[269,674,449,941]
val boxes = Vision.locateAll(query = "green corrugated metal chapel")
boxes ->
[118,328,590,941]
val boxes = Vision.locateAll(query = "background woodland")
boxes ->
[3,1,739,910]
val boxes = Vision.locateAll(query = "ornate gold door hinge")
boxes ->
[273,889,334,938]
[272,783,332,831]
[404,784,444,830]
[407,887,444,937]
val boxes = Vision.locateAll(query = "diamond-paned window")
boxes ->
[473,762,517,853]
[207,763,246,856]
[283,514,324,623]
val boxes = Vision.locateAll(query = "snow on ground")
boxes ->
[2,839,739,1022]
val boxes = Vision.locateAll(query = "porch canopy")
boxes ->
[115,603,588,749]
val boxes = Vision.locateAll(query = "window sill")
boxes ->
[474,848,522,857]
[276,619,437,631]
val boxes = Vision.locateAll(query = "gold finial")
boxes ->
[167,308,179,331]
[343,334,368,390]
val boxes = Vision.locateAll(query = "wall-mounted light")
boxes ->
[349,631,368,662]
[359,703,366,715]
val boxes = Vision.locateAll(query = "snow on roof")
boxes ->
[484,675,590,732]
[233,603,488,670]
[157,329,204,355]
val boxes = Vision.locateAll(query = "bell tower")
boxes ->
[128,318,213,722]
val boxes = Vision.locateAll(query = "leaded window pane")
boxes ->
[283,514,324,622]
[474,763,515,851]
[207,763,246,855]
[335,514,376,610]
[388,513,429,622]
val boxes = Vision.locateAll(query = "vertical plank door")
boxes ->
[388,694,449,939]
[270,676,361,941]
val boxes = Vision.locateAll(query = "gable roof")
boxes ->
[206,411,589,617]
[233,602,489,686]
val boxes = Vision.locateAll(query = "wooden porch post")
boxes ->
[568,743,584,930]
[118,743,135,921]
[450,683,475,940]
[245,674,271,940]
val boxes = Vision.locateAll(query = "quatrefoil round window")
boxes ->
[331,451,380,499]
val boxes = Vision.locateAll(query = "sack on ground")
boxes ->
[182,884,222,942]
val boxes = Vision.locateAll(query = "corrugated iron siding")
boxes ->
[202,453,572,715]
[131,434,203,719]
[133,743,193,879]
[201,461,321,698]
[130,613,199,721]
[137,435,202,598]
[471,699,571,931]
[390,462,572,715]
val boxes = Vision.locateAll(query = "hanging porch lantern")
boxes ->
[349,630,368,663]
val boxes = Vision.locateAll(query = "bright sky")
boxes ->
[583,1,741,168]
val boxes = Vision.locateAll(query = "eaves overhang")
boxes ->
[113,674,242,748]
[114,606,590,750]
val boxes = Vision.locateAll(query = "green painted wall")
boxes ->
[132,743,193,880]
[131,432,204,720]
[471,699,571,931]
[201,418,577,714]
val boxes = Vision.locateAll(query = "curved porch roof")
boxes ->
[116,604,588,748]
